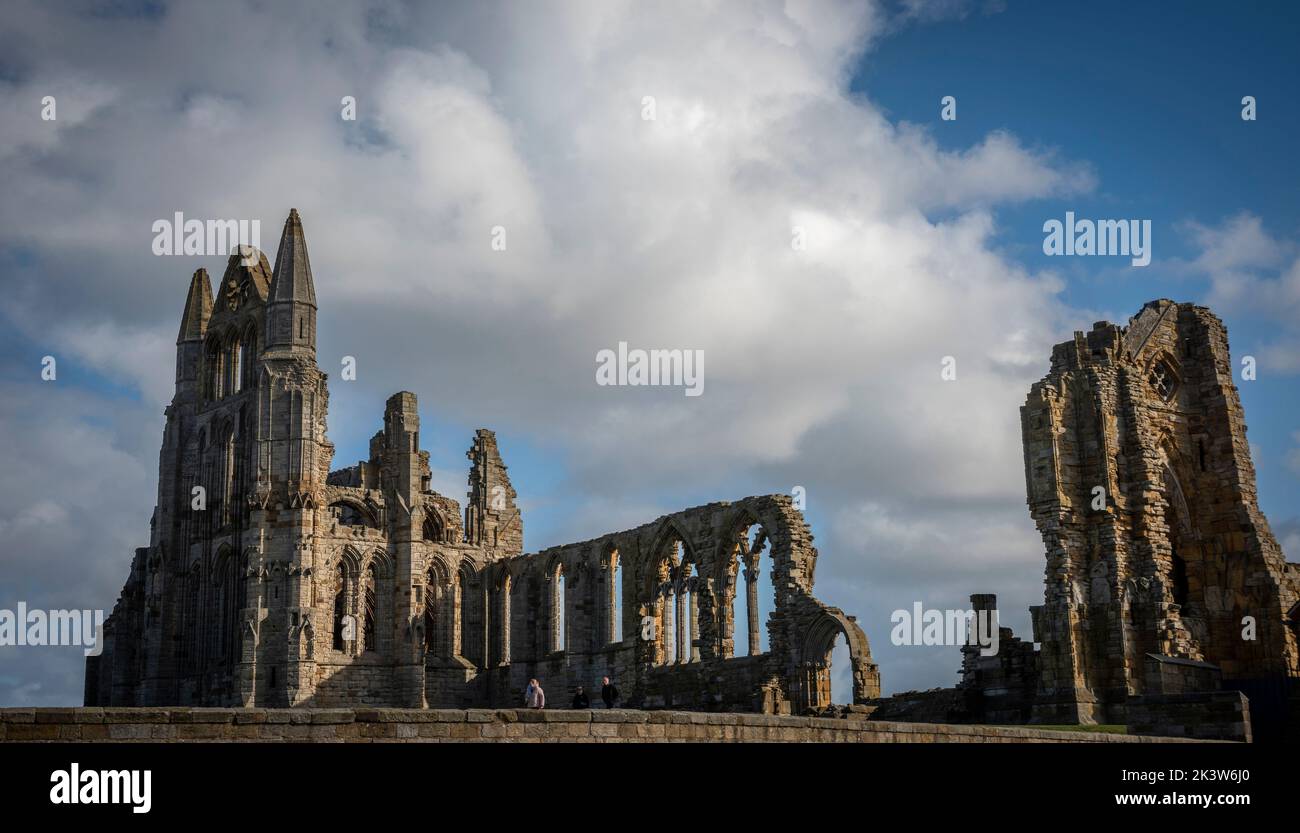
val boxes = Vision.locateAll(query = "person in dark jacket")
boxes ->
[571,685,591,709]
[600,676,619,708]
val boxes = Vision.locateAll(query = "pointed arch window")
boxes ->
[650,537,695,667]
[238,324,257,392]
[363,564,377,652]
[1148,355,1180,402]
[204,337,223,401]
[423,511,445,543]
[231,333,243,394]
[330,501,377,530]
[423,575,438,655]
[332,562,350,651]
[223,332,238,398]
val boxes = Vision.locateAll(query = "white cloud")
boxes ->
[0,0,1108,699]
[1180,213,1300,376]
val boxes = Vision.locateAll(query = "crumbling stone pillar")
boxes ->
[744,562,760,655]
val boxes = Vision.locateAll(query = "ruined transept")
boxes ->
[85,210,879,713]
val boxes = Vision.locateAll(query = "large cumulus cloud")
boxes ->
[0,0,1111,702]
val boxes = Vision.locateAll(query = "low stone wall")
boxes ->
[1126,691,1252,743]
[0,708,1216,742]
[868,687,970,723]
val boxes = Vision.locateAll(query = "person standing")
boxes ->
[600,676,619,709]
[526,678,546,709]
[571,685,591,709]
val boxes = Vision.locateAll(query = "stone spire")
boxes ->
[268,208,317,306]
[176,267,213,343]
[264,208,318,355]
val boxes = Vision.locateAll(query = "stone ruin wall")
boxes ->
[471,494,880,714]
[1021,300,1298,723]
[86,211,880,715]
[869,300,1299,737]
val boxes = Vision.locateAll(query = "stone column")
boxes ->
[448,579,462,657]
[675,580,687,664]
[346,580,360,657]
[745,562,760,656]
[661,587,674,665]
[688,578,700,663]
[605,562,618,645]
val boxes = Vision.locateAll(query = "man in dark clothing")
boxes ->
[600,676,619,709]
[571,686,591,709]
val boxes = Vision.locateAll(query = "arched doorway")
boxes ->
[797,610,876,712]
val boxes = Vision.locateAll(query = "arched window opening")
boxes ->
[731,522,774,657]
[223,334,237,399]
[240,326,257,392]
[231,334,243,394]
[331,501,376,530]
[212,548,245,666]
[1171,550,1190,611]
[220,426,235,529]
[830,632,852,705]
[204,338,223,401]
[452,571,465,658]
[332,563,348,651]
[423,576,438,656]
[676,560,698,664]
[652,539,685,667]
[423,512,444,543]
[363,564,377,652]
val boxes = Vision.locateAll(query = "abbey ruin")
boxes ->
[878,300,1300,739]
[84,210,880,712]
[82,209,1298,737]
[1019,301,1299,729]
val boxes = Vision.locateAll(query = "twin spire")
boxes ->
[177,267,213,343]
[268,207,317,307]
[176,208,317,343]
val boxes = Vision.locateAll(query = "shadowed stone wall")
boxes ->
[0,708,1214,743]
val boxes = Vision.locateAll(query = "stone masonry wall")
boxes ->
[88,210,881,714]
[0,708,1215,743]
[1019,300,1299,724]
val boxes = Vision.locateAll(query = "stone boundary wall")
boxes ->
[1126,691,1252,743]
[0,708,1218,742]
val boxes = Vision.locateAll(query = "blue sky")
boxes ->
[0,0,1296,705]
[326,0,1300,697]
[853,0,1300,530]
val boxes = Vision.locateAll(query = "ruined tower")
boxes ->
[1021,300,1300,723]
